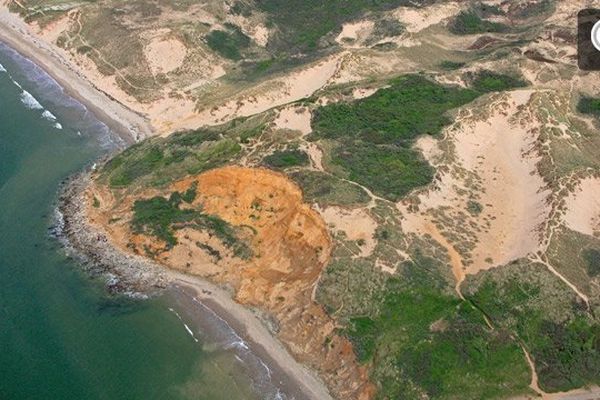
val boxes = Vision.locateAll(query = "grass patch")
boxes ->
[583,248,600,277]
[333,141,434,201]
[132,186,251,258]
[468,70,529,93]
[311,75,480,200]
[206,24,251,60]
[290,170,370,206]
[263,149,309,168]
[343,260,530,399]
[439,60,466,70]
[467,200,483,216]
[102,125,250,189]
[465,262,600,392]
[312,75,480,144]
[256,0,422,52]
[577,97,600,117]
[449,10,509,35]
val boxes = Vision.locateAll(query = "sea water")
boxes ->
[0,42,284,400]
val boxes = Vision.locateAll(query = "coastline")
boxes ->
[0,5,153,143]
[57,171,334,400]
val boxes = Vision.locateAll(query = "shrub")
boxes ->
[577,97,600,117]
[263,149,309,168]
[469,70,529,93]
[206,25,251,60]
[449,11,508,35]
[583,248,600,277]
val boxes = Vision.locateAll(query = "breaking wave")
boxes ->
[20,89,44,110]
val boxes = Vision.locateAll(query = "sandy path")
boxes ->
[0,5,152,142]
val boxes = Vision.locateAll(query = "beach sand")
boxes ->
[0,5,152,142]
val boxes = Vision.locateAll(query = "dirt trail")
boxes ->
[422,222,465,298]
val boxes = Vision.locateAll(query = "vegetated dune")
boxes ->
[563,177,600,237]
[400,90,550,289]
[87,166,374,400]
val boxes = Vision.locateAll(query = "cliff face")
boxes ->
[87,166,374,400]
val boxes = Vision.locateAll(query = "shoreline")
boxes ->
[0,5,153,144]
[57,171,334,400]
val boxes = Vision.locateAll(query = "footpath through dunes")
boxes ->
[87,166,374,400]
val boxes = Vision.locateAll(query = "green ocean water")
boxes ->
[0,44,268,400]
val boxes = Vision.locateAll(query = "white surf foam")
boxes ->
[42,109,63,129]
[20,90,43,110]
[0,63,6,72]
[184,323,199,342]
[42,110,57,121]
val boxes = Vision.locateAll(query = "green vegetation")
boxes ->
[439,60,466,70]
[467,200,483,216]
[312,75,480,143]
[449,10,509,35]
[333,141,434,201]
[365,19,405,45]
[100,117,267,189]
[311,75,481,200]
[206,24,251,60]
[583,248,600,277]
[290,170,370,206]
[256,0,419,51]
[466,262,600,392]
[341,257,530,399]
[577,97,600,117]
[131,186,251,258]
[263,149,309,168]
[508,0,554,20]
[469,70,529,93]
[471,2,505,17]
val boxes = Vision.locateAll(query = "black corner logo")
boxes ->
[579,9,600,70]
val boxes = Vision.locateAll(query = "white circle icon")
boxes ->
[592,20,600,51]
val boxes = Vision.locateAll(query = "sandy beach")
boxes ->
[0,4,152,143]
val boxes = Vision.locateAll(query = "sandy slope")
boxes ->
[401,91,550,289]
[563,177,600,237]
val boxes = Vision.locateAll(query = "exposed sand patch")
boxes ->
[252,25,269,47]
[35,13,72,43]
[225,10,270,47]
[563,177,600,237]
[400,91,550,288]
[317,206,378,258]
[393,2,462,33]
[144,35,187,75]
[352,87,378,99]
[301,142,325,172]
[335,20,374,48]
[414,135,442,164]
[273,106,312,135]
[190,55,342,127]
